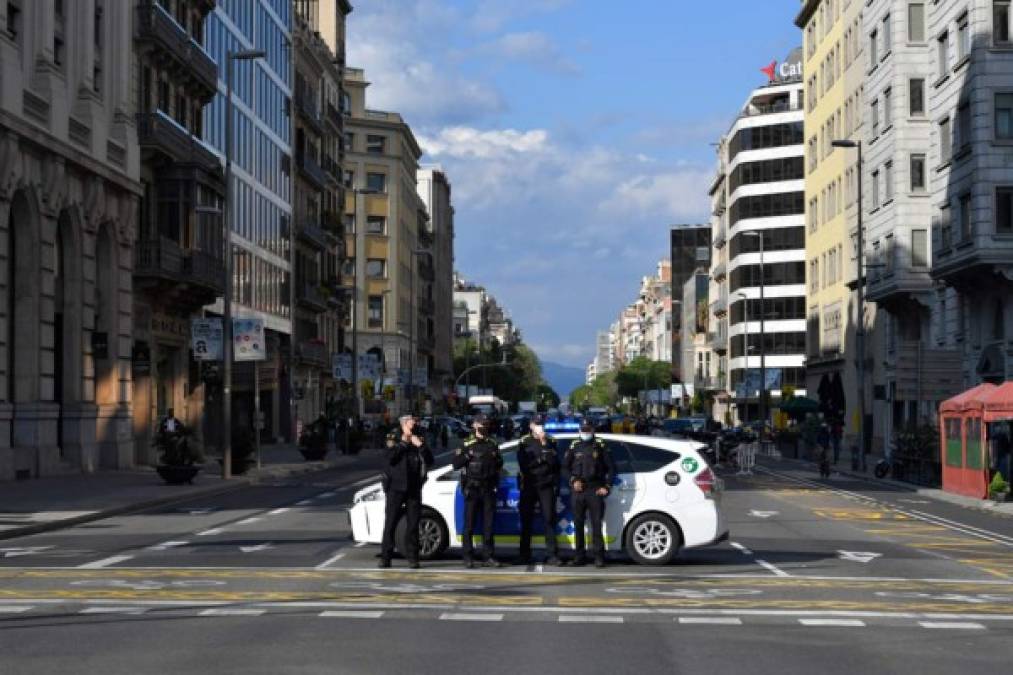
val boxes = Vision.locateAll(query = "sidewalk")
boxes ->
[0,444,374,541]
[763,453,1013,517]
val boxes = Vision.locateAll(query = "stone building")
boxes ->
[0,0,141,479]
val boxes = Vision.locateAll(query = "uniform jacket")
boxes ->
[453,435,503,486]
[564,438,617,493]
[384,436,434,493]
[517,434,560,489]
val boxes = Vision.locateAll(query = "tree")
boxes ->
[614,357,671,398]
[452,338,548,408]
[535,384,560,411]
[570,371,619,410]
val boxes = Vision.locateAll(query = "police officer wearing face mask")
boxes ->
[379,415,434,569]
[517,414,562,566]
[453,413,505,568]
[564,420,616,568]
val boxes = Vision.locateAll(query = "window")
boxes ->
[367,295,383,328]
[871,169,880,208]
[884,87,892,127]
[340,258,355,276]
[996,0,1011,45]
[912,229,928,267]
[958,12,971,61]
[885,160,894,202]
[959,192,973,241]
[958,102,972,150]
[366,172,386,193]
[6,1,21,41]
[909,78,925,116]
[53,36,64,66]
[910,154,926,192]
[996,93,1013,139]
[997,187,1013,232]
[343,132,354,152]
[365,259,386,278]
[940,116,952,162]
[870,29,879,65]
[366,215,386,234]
[366,135,385,154]
[938,31,949,79]
[909,3,925,42]
[625,443,679,473]
[882,14,891,56]
[343,169,354,188]
[872,98,880,135]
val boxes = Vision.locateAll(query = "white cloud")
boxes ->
[482,31,580,75]
[600,170,713,222]
[419,127,550,159]
[471,0,574,33]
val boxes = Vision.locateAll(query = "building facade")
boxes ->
[343,67,427,415]
[669,225,710,385]
[712,58,808,423]
[132,0,225,464]
[0,0,141,480]
[417,166,455,400]
[797,0,872,450]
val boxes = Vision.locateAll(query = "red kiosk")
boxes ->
[939,383,996,499]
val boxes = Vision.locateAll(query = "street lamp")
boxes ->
[739,229,766,431]
[832,138,866,470]
[221,48,265,480]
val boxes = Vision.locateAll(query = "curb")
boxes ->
[0,456,361,542]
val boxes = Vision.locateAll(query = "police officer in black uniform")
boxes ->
[517,414,562,566]
[453,413,504,568]
[379,415,434,569]
[564,420,616,568]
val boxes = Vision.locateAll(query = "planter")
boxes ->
[299,446,329,461]
[990,491,1009,503]
[156,464,201,485]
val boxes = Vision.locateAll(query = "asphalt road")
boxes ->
[1,450,1012,675]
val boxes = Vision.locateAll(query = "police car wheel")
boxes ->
[396,509,448,561]
[625,513,680,566]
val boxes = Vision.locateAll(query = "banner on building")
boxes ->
[413,367,428,388]
[358,354,382,381]
[191,319,223,361]
[233,318,266,362]
[333,353,353,382]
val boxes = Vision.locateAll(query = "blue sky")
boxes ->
[347,1,802,368]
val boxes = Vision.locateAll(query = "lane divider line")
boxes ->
[559,615,623,624]
[730,542,755,556]
[755,559,791,578]
[198,608,266,617]
[236,517,262,526]
[799,618,866,627]
[76,555,134,569]
[0,606,32,613]
[146,541,189,552]
[678,617,743,625]
[918,621,986,630]
[440,612,503,622]
[79,606,146,615]
[320,610,385,619]
[196,529,224,537]
[268,508,290,516]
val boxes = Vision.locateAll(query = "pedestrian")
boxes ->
[378,415,433,570]
[830,420,843,465]
[160,408,181,434]
[440,421,449,449]
[564,420,616,568]
[453,413,504,568]
[517,414,562,566]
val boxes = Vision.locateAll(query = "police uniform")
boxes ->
[379,434,434,568]
[564,431,617,566]
[517,432,560,563]
[452,433,503,566]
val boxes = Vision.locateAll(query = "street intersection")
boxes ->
[1,452,1011,674]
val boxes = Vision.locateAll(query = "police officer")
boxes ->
[453,413,504,568]
[517,414,562,566]
[379,415,434,569]
[564,420,616,568]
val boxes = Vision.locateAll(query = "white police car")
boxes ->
[349,433,728,565]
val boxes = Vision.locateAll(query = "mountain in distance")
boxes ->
[540,360,586,402]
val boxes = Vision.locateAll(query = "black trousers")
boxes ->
[519,484,558,558]
[380,489,421,562]
[462,486,497,560]
[572,490,606,559]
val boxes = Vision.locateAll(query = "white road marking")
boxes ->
[918,621,986,630]
[76,555,133,569]
[755,559,791,577]
[354,542,368,548]
[236,517,262,525]
[837,551,883,564]
[320,611,385,619]
[296,500,313,507]
[0,546,55,558]
[315,551,347,570]
[799,619,866,627]
[316,492,337,499]
[79,607,147,615]
[748,510,779,518]
[678,617,743,625]
[350,476,381,488]
[146,541,189,552]
[198,608,266,617]
[730,542,755,556]
[0,606,32,613]
[238,544,273,553]
[268,508,290,516]
[196,528,224,536]
[440,613,503,622]
[559,615,623,623]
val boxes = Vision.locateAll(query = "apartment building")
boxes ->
[417,167,455,399]
[669,225,710,385]
[343,67,428,415]
[797,0,871,448]
[0,0,141,478]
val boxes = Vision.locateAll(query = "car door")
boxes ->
[451,445,522,547]
[602,440,637,550]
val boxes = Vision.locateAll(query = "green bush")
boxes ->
[989,472,1009,497]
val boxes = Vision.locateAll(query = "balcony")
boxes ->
[931,230,1013,291]
[713,227,726,249]
[296,150,326,191]
[135,237,184,281]
[297,282,329,314]
[326,102,342,131]
[711,294,727,317]
[295,87,323,135]
[708,330,727,353]
[417,296,435,316]
[136,111,222,175]
[740,98,802,119]
[135,237,223,307]
[182,248,226,297]
[711,259,727,281]
[695,375,723,391]
[298,222,328,251]
[321,153,339,181]
[136,0,218,99]
[321,210,344,238]
[298,340,329,369]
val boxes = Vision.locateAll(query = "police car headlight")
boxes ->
[354,486,384,504]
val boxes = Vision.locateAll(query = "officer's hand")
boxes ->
[595,487,608,497]
[410,435,423,448]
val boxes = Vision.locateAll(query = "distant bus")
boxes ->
[468,395,509,416]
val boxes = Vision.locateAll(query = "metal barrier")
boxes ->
[736,443,757,476]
